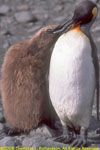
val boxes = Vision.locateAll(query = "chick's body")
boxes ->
[1,25,59,131]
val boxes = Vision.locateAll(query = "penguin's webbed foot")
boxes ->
[71,136,87,147]
[52,133,73,144]
[52,126,74,144]
[71,127,88,147]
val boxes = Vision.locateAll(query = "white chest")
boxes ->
[49,29,95,128]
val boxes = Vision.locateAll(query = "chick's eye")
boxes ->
[46,29,53,33]
[92,7,98,19]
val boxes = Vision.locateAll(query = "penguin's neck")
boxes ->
[71,26,82,33]
[70,25,91,37]
[80,23,92,37]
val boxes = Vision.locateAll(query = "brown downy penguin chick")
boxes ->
[1,25,62,135]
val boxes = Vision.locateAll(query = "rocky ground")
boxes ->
[0,0,100,148]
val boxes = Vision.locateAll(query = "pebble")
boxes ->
[14,11,38,23]
[0,123,4,131]
[3,42,9,49]
[0,110,5,123]
[29,129,36,136]
[22,137,68,148]
[16,5,29,11]
[15,134,27,142]
[36,125,55,138]
[92,26,100,32]
[0,137,17,146]
[0,123,5,139]
[32,138,68,148]
[0,5,10,16]
[32,10,49,22]
[27,26,41,34]
[22,137,35,147]
[97,37,100,42]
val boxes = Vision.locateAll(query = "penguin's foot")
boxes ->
[70,136,87,147]
[52,126,74,144]
[3,124,26,136]
[70,127,88,147]
[52,133,73,144]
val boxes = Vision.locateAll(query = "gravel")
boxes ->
[0,137,19,147]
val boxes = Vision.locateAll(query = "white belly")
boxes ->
[49,29,95,129]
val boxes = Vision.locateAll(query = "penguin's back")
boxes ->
[49,27,95,128]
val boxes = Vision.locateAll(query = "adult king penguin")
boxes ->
[48,0,99,147]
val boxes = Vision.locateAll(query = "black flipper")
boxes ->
[89,35,99,121]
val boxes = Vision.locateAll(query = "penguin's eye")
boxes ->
[92,7,98,19]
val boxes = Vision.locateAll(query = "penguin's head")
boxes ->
[48,0,98,34]
[73,1,98,26]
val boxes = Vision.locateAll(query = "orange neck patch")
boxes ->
[70,26,83,34]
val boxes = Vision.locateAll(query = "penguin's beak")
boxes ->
[47,19,81,34]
